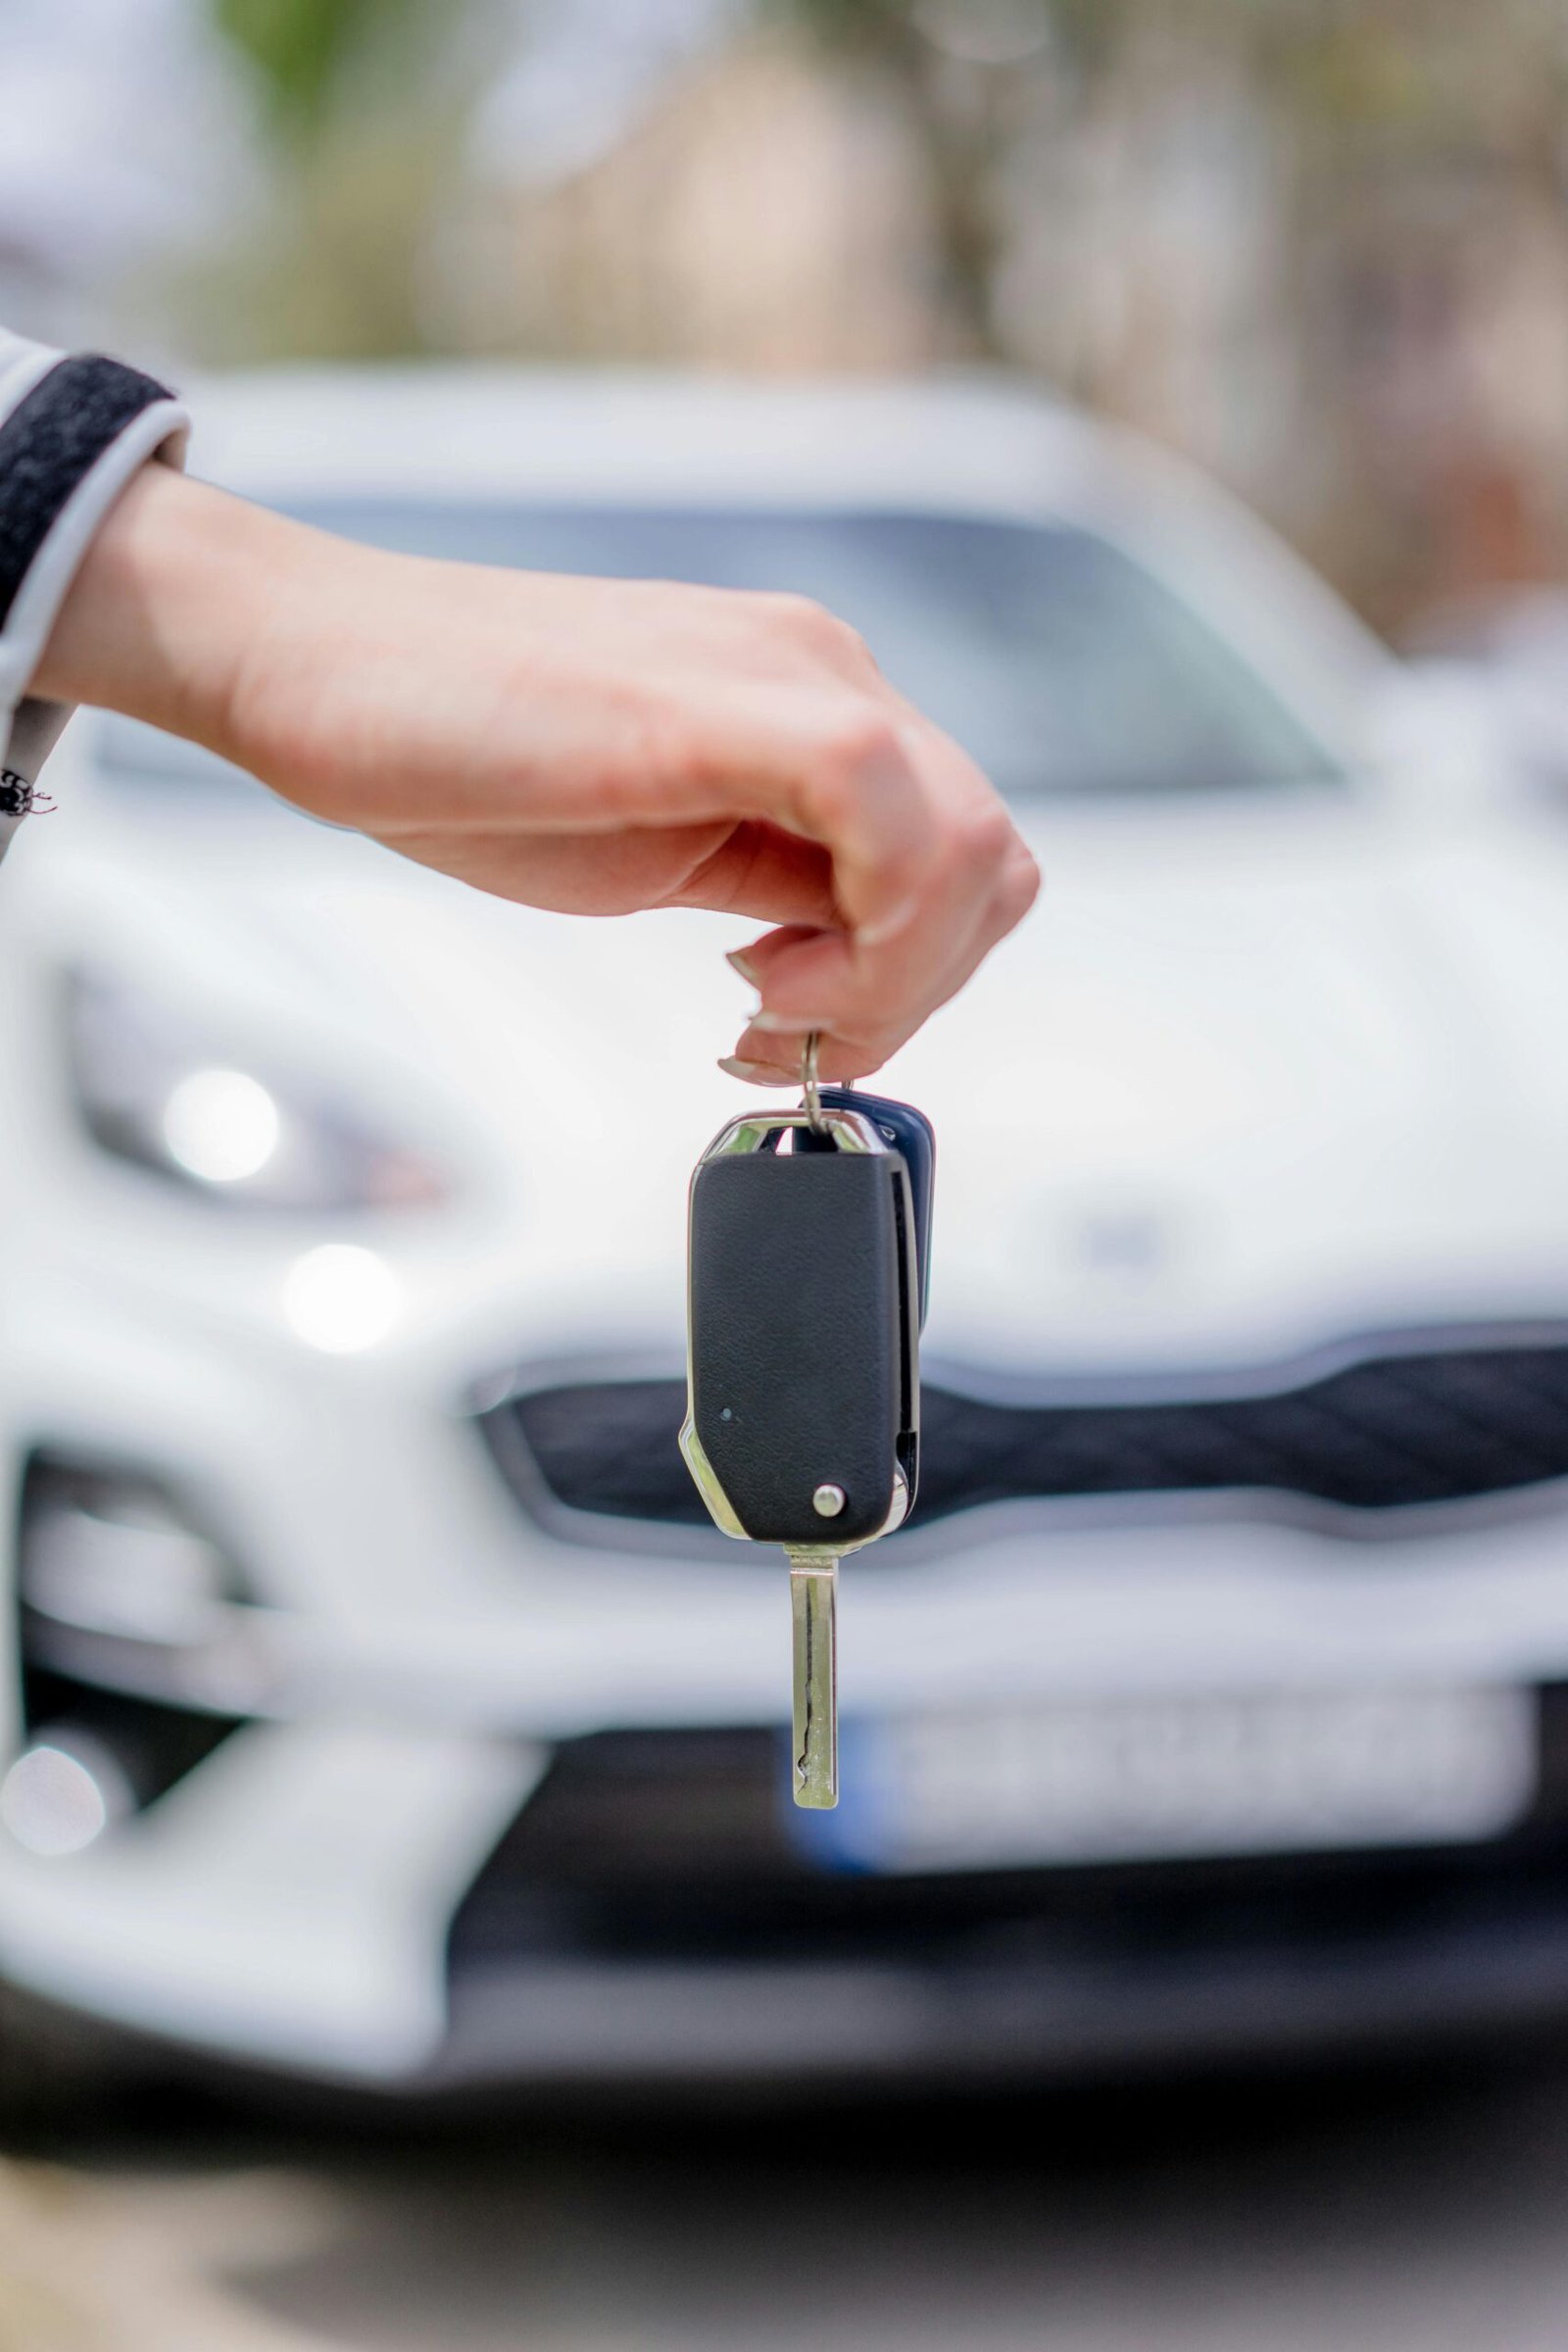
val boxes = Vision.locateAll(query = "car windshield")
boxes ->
[95,503,1342,800]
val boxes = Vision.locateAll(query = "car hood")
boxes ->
[35,777,1568,1379]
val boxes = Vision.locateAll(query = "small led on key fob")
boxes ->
[680,1036,932,1806]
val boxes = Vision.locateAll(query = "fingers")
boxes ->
[660,821,840,929]
[720,923,827,992]
[720,820,1039,1081]
[723,832,1044,1077]
[635,684,945,941]
[365,816,846,928]
[709,707,1033,1068]
[779,714,1032,1038]
[627,665,1037,1071]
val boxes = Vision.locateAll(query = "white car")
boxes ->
[3,369,1568,2093]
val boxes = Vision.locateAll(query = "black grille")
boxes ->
[478,1334,1568,1534]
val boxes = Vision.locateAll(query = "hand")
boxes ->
[36,465,1039,1080]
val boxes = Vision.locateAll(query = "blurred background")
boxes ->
[17,0,1568,641]
[14,2,1568,2347]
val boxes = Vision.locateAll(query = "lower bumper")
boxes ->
[431,1714,1568,2087]
[437,1904,1568,2087]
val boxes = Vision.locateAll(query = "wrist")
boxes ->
[30,465,313,761]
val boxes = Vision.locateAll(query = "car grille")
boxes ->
[477,1331,1568,1536]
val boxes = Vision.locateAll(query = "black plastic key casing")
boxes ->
[688,1144,915,1546]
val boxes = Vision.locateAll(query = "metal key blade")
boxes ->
[788,1551,839,1807]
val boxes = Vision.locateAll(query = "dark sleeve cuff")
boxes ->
[0,354,182,628]
[0,344,190,863]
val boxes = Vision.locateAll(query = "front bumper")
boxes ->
[13,1304,1568,2084]
[10,1692,1568,2091]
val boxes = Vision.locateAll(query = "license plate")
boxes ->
[798,1685,1538,1874]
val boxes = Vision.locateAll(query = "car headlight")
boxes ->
[63,966,450,1212]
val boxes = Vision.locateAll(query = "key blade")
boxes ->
[788,1554,839,1808]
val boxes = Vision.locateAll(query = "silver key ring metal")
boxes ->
[801,1030,825,1134]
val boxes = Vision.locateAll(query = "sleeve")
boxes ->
[0,329,190,867]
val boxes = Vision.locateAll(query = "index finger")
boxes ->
[726,836,1039,1082]
[747,719,1033,1053]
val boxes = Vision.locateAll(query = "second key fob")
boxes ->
[807,1088,935,1329]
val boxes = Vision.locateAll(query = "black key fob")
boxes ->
[681,1100,922,1548]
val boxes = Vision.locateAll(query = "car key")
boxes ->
[680,1036,932,1807]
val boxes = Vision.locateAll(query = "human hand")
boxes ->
[36,466,1038,1081]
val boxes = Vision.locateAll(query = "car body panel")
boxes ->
[1,371,1566,2082]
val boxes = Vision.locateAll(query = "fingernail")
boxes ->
[858,894,921,950]
[717,1056,770,1081]
[725,949,760,985]
[752,1010,837,1035]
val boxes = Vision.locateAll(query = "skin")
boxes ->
[35,463,1039,1082]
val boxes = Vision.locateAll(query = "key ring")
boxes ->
[801,1030,825,1134]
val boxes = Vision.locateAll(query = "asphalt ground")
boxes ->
[9,2044,1568,2350]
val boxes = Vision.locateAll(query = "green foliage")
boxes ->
[195,0,480,356]
[213,0,408,126]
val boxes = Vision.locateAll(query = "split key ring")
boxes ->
[801,1030,825,1134]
